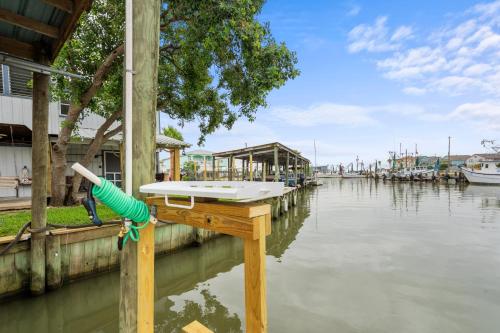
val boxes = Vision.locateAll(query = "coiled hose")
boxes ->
[92,177,150,247]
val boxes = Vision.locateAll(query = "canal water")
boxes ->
[1,179,499,332]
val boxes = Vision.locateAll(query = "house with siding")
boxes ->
[0,64,190,199]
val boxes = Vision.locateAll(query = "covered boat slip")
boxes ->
[212,142,312,184]
[0,0,94,296]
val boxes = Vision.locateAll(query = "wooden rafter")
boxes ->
[0,8,59,39]
[0,35,35,60]
[43,0,74,14]
[51,0,91,61]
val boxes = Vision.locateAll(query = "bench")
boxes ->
[0,177,19,197]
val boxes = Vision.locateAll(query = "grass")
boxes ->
[0,205,119,237]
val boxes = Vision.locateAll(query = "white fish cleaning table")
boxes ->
[139,181,281,333]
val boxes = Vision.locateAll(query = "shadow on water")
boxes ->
[0,189,313,333]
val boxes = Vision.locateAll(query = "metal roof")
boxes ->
[0,0,91,61]
[73,128,191,149]
[213,142,311,165]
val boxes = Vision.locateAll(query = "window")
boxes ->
[60,103,70,116]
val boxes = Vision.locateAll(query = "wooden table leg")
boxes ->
[138,222,155,333]
[244,215,268,333]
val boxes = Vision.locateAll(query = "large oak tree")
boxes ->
[51,0,299,205]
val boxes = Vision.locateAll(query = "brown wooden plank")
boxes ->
[43,0,74,13]
[182,320,213,333]
[244,215,267,333]
[0,8,59,38]
[147,196,271,219]
[51,224,121,245]
[137,223,155,333]
[155,207,265,240]
[0,35,36,62]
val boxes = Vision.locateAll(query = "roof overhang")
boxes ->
[0,0,92,63]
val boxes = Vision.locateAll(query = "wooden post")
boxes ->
[285,152,289,186]
[212,157,216,180]
[294,155,297,186]
[249,152,254,181]
[173,148,181,181]
[120,0,160,332]
[31,60,49,295]
[244,216,267,333]
[203,157,207,180]
[273,146,279,182]
[228,156,233,181]
[262,161,266,182]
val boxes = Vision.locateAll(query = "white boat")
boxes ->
[341,172,364,179]
[461,140,500,185]
[461,162,500,185]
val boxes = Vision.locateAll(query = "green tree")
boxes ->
[158,0,299,144]
[51,0,299,205]
[163,125,184,141]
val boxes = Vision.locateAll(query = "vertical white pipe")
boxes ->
[125,0,133,196]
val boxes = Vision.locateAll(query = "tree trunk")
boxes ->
[70,111,122,203]
[50,44,124,206]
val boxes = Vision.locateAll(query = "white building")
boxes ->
[0,65,189,198]
[466,153,500,167]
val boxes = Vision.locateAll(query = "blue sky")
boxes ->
[161,0,500,166]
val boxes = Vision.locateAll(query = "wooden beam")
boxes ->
[146,197,271,219]
[0,35,35,60]
[0,8,59,39]
[43,0,74,14]
[244,216,268,332]
[51,0,91,61]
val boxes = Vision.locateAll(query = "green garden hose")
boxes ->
[92,177,150,247]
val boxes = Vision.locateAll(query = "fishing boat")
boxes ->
[461,162,500,185]
[461,140,500,185]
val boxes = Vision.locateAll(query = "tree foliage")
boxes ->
[158,0,300,144]
[52,0,125,120]
[163,125,184,141]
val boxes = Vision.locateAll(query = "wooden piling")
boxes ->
[249,152,254,181]
[46,235,61,290]
[31,61,49,295]
[244,216,267,333]
[273,146,279,182]
[119,0,160,332]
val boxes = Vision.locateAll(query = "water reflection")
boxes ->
[0,190,313,333]
[1,182,499,332]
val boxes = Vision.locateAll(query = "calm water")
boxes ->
[1,179,500,332]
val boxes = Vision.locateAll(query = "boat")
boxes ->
[461,162,500,185]
[460,140,500,185]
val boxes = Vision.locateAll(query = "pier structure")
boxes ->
[212,142,311,184]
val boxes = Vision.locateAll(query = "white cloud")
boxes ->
[348,17,412,53]
[463,63,492,76]
[449,101,500,131]
[347,5,361,17]
[352,1,500,97]
[403,86,427,96]
[391,26,413,41]
[272,103,375,127]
